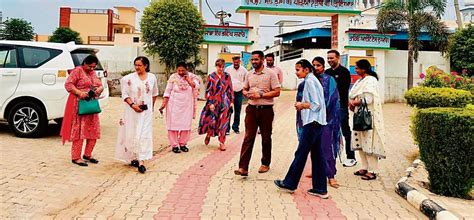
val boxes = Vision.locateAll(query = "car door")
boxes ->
[0,45,21,111]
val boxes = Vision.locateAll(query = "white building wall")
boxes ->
[383,50,450,102]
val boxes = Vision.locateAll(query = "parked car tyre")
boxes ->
[7,101,48,138]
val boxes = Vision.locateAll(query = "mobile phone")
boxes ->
[139,104,148,110]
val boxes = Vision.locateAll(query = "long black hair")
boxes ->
[296,59,316,75]
[355,59,378,80]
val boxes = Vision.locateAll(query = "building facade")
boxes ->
[55,6,141,46]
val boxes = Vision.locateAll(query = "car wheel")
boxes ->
[7,101,48,138]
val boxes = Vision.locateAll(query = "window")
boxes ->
[0,47,18,68]
[18,46,62,68]
[133,37,140,43]
[71,50,104,70]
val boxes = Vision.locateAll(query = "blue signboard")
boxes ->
[348,33,391,49]
[204,26,252,45]
[239,0,357,11]
[241,52,252,71]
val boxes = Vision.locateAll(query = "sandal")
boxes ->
[130,160,139,167]
[83,156,99,164]
[328,179,340,188]
[172,147,181,153]
[354,169,368,176]
[180,145,189,152]
[361,173,377,180]
[72,160,88,167]
[219,143,226,151]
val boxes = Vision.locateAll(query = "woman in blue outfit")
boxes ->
[274,59,329,199]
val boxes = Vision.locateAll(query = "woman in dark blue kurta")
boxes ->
[198,59,234,151]
[312,57,341,187]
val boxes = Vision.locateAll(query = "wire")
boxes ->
[227,4,383,28]
[205,0,217,17]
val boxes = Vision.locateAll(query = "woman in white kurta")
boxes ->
[349,59,385,181]
[116,56,158,174]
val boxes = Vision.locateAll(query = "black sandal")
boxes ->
[138,165,146,174]
[361,173,377,180]
[72,160,88,166]
[180,145,189,152]
[83,156,99,164]
[130,160,139,167]
[354,169,368,176]
[172,147,181,153]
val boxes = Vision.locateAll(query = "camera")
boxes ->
[139,104,148,111]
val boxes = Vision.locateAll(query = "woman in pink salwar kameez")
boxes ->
[159,62,200,154]
[61,55,104,167]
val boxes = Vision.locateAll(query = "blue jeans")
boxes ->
[283,122,327,193]
[227,91,243,132]
[340,108,354,159]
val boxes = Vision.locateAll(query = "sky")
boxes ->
[0,0,465,50]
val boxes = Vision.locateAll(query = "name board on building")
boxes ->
[348,33,391,49]
[204,25,253,45]
[239,0,357,12]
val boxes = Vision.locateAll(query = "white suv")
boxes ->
[0,41,109,138]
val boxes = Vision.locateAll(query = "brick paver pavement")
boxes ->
[0,91,426,219]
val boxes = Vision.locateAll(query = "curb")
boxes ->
[395,159,459,220]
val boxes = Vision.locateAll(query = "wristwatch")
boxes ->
[259,91,264,98]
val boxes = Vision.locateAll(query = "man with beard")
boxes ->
[234,50,281,176]
[325,50,357,167]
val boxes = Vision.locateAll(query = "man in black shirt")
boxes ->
[325,50,357,167]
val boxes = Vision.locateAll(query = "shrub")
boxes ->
[404,87,473,108]
[412,107,474,199]
[420,66,474,93]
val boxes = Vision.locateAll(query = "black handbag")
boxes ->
[353,98,373,131]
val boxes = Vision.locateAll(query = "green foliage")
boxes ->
[448,25,474,76]
[404,87,472,108]
[377,0,449,60]
[377,0,449,88]
[412,107,473,199]
[48,27,83,44]
[420,66,474,93]
[0,18,35,41]
[140,0,204,76]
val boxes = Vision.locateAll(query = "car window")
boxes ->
[71,51,104,70]
[0,48,18,68]
[18,46,62,68]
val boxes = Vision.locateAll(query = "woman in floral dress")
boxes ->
[198,59,234,151]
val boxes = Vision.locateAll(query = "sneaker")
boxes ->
[343,159,357,167]
[307,189,329,199]
[225,131,230,135]
[274,180,295,193]
[233,130,240,134]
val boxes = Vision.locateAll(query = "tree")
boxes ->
[377,0,450,89]
[140,0,205,76]
[48,27,83,44]
[0,18,35,41]
[448,25,474,76]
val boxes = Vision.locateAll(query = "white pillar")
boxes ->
[207,44,221,74]
[337,14,351,54]
[245,11,260,52]
[374,49,386,103]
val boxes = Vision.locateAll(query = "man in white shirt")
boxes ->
[225,56,248,134]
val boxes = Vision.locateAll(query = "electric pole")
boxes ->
[454,0,463,29]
